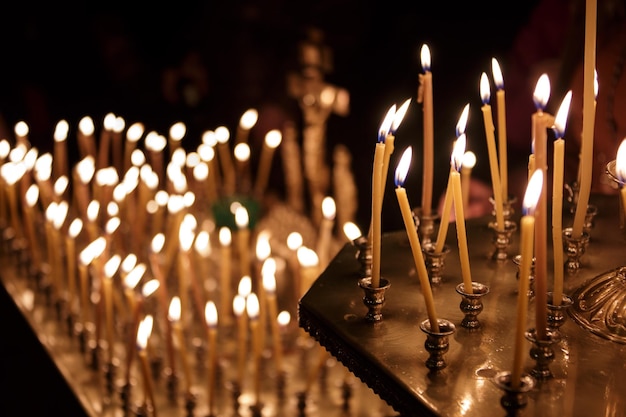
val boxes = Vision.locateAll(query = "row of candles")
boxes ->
[366,0,616,389]
[0,106,355,415]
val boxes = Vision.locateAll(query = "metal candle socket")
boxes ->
[524,328,562,380]
[419,318,455,371]
[412,207,439,246]
[422,243,450,284]
[358,277,390,323]
[488,220,518,261]
[562,227,590,273]
[512,254,535,298]
[492,371,535,411]
[455,282,489,330]
[546,292,573,335]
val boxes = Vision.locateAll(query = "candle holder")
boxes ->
[491,370,535,412]
[524,328,561,380]
[421,242,450,284]
[546,292,573,336]
[455,282,489,330]
[412,207,439,246]
[353,235,372,278]
[358,277,390,323]
[419,318,456,371]
[512,254,535,299]
[562,227,590,273]
[488,220,518,261]
[565,180,580,213]
[490,195,517,222]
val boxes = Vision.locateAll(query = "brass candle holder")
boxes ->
[512,254,535,298]
[562,227,590,273]
[492,370,535,412]
[412,207,439,246]
[488,220,518,261]
[421,242,450,284]
[546,291,573,336]
[455,282,489,330]
[524,328,561,380]
[358,277,390,323]
[419,318,455,371]
[490,195,517,222]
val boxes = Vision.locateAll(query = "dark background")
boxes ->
[0,2,549,415]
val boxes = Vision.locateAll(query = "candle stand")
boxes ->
[488,220,517,261]
[524,328,561,380]
[358,277,391,323]
[455,282,489,330]
[512,254,535,298]
[491,371,535,412]
[562,227,590,273]
[419,318,455,371]
[546,292,573,336]
[422,243,450,284]
[413,207,439,245]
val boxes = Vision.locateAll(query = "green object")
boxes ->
[211,195,261,231]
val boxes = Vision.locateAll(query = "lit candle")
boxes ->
[111,115,125,174]
[136,315,157,414]
[235,108,258,145]
[124,122,144,173]
[215,126,236,195]
[296,246,320,298]
[144,131,167,186]
[205,301,218,417]
[254,129,282,198]
[262,259,284,374]
[235,205,251,278]
[77,116,97,160]
[246,292,262,406]
[434,104,470,255]
[461,151,477,213]
[511,169,543,390]
[14,120,30,147]
[316,196,336,269]
[53,120,69,180]
[103,254,121,363]
[219,227,233,324]
[287,232,303,300]
[168,296,193,396]
[380,99,411,199]
[480,72,505,231]
[418,44,434,215]
[394,146,439,332]
[233,293,247,388]
[551,91,573,306]
[168,121,186,154]
[492,58,508,200]
[572,0,597,239]
[66,218,83,316]
[616,139,626,222]
[234,142,251,194]
[23,185,42,267]
[531,73,553,341]
[369,108,394,289]
[97,113,116,170]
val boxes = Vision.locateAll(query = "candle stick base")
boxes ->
[353,236,372,278]
[512,254,536,299]
[524,328,561,380]
[455,282,489,330]
[412,207,439,246]
[184,391,197,417]
[422,243,450,284]
[488,220,518,261]
[165,368,179,404]
[358,277,390,323]
[492,371,535,412]
[490,195,517,222]
[546,292,573,336]
[562,227,590,273]
[419,318,455,371]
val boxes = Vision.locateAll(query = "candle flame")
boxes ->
[193,162,208,181]
[456,103,470,137]
[234,205,249,229]
[219,227,232,246]
[202,130,217,147]
[594,69,599,99]
[234,143,251,162]
[262,265,277,293]
[491,58,504,90]
[378,104,396,142]
[256,230,271,260]
[342,221,362,241]
[451,134,467,172]
[296,246,319,267]
[233,294,246,316]
[246,292,260,319]
[104,254,121,279]
[121,253,138,274]
[321,196,336,220]
[0,162,25,185]
[87,200,100,223]
[390,98,411,134]
[262,257,277,278]
[0,140,10,158]
[215,126,230,144]
[287,232,303,250]
[14,121,29,137]
[479,72,491,105]
[194,230,211,257]
[277,310,291,327]
[394,146,412,187]
[136,315,153,350]
[240,108,259,130]
[114,116,126,133]
[54,120,69,142]
[54,176,69,197]
[616,138,626,183]
[264,129,282,148]
[78,116,95,136]
[141,279,160,298]
[168,296,181,322]
[105,217,121,235]
[420,44,431,71]
[197,143,215,162]
[126,122,144,143]
[124,263,146,290]
[68,218,83,238]
[25,184,39,208]
[523,170,543,215]
[553,90,572,139]
[151,233,165,253]
[238,276,252,297]
[169,121,186,142]
[533,73,551,110]
[76,156,96,183]
[205,301,218,328]
[462,151,477,169]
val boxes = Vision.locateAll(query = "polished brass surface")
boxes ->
[299,194,626,417]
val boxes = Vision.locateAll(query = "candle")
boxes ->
[205,301,218,416]
[236,108,258,144]
[418,44,434,215]
[53,120,69,181]
[66,218,83,316]
[394,146,439,332]
[434,104,470,255]
[168,296,193,395]
[254,129,282,198]
[144,131,167,187]
[97,113,116,170]
[262,260,284,373]
[124,122,144,173]
[77,116,96,160]
[380,99,411,199]
[111,115,125,174]
[14,120,30,147]
[168,121,186,154]
[449,135,474,294]
[369,109,394,288]
[246,292,262,405]
[215,126,236,195]
[233,293,247,388]
[235,205,251,278]
[480,72,505,231]
[23,185,42,267]
[218,227,232,324]
[316,196,336,269]
[511,169,543,390]
[572,0,597,239]
[492,58,508,200]
[551,91,572,306]
[136,315,157,414]
[103,254,121,363]
[531,73,552,341]
[296,246,320,297]
[616,139,626,223]
[461,151,477,213]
